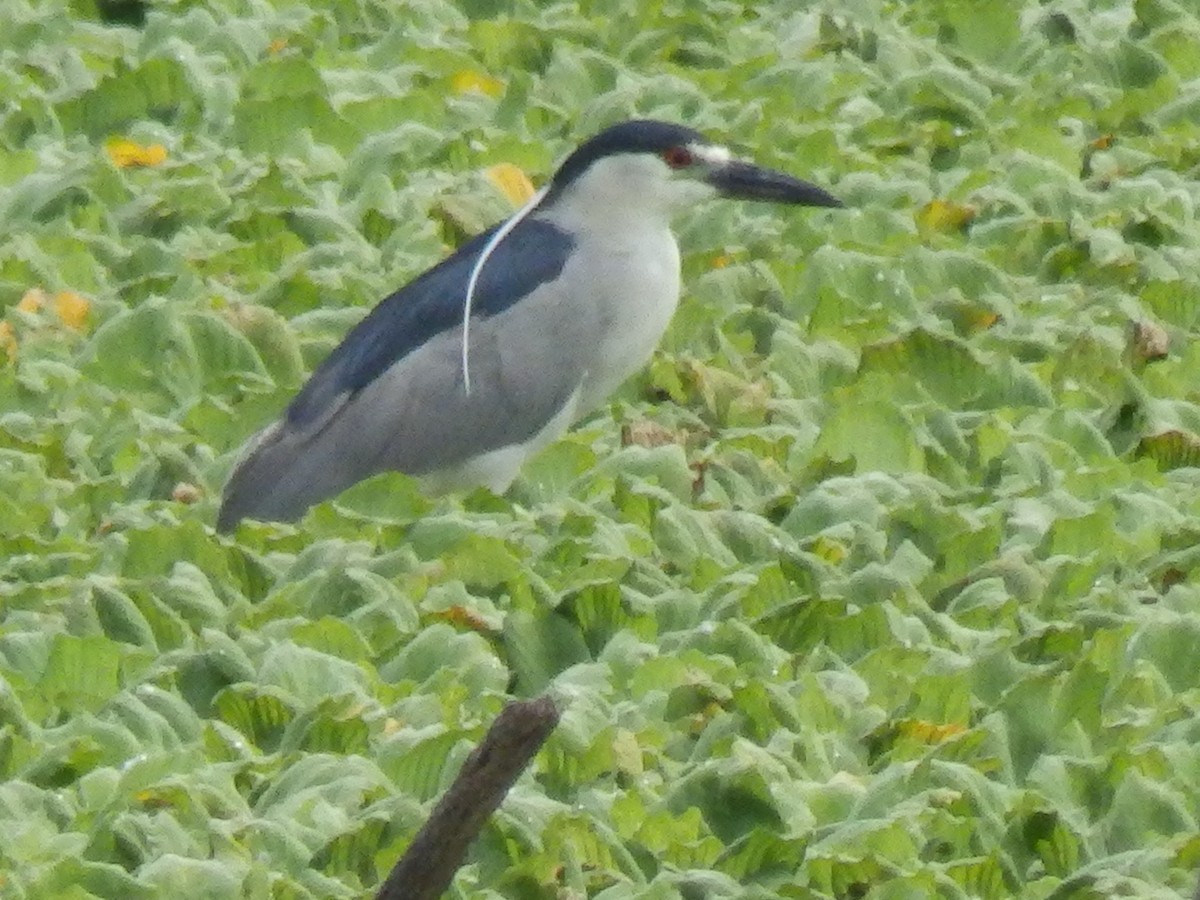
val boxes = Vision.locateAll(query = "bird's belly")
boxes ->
[571,231,681,413]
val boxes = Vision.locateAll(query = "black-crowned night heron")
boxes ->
[217,119,841,531]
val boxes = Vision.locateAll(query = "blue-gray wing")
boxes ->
[217,217,586,530]
[284,219,574,429]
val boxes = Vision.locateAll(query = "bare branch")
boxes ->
[375,695,560,900]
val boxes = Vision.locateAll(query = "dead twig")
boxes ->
[375,695,560,900]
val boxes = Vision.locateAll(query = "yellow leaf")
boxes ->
[450,69,504,97]
[105,137,168,168]
[962,308,1000,333]
[0,321,16,363]
[485,162,536,207]
[435,605,497,634]
[620,419,681,448]
[612,728,644,776]
[267,37,289,55]
[810,536,847,564]
[916,199,976,233]
[17,288,45,314]
[54,290,90,330]
[897,719,966,743]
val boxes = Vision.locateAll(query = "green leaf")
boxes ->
[83,302,201,406]
[56,57,196,137]
[440,533,526,588]
[223,303,307,387]
[39,634,121,714]
[815,396,923,473]
[212,685,295,753]
[858,328,991,408]
[378,624,506,696]
[233,95,360,155]
[91,581,157,649]
[1137,430,1200,470]
[377,726,466,801]
[502,609,590,696]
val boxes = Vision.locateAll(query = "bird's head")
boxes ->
[544,119,842,217]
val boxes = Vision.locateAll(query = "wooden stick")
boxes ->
[375,695,560,900]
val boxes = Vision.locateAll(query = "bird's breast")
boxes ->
[560,225,681,414]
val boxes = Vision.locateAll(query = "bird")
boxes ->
[217,119,841,531]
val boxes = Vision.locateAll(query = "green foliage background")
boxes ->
[3,0,1200,896]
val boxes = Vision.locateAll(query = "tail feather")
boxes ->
[216,422,350,531]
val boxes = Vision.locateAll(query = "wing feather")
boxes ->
[218,217,582,530]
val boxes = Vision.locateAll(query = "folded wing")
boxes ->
[217,218,580,530]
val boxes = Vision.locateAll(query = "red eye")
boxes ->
[662,146,694,169]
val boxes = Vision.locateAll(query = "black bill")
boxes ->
[707,160,842,208]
